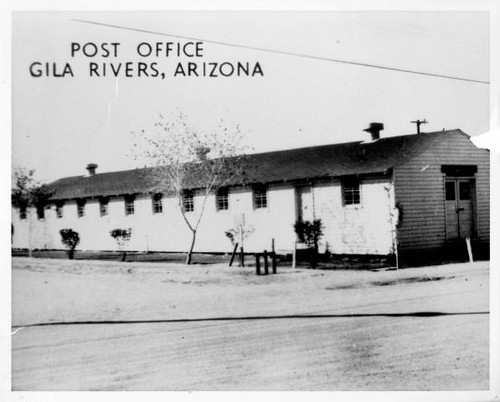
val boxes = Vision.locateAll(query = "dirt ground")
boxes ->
[11,257,489,391]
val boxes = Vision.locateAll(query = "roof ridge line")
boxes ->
[64,130,458,180]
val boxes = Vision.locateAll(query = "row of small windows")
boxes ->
[183,187,241,212]
[19,204,47,220]
[18,181,363,220]
[19,187,256,220]
[47,196,137,219]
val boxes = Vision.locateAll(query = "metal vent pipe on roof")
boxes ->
[86,163,98,175]
[363,122,384,141]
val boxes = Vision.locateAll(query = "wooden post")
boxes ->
[229,242,239,266]
[255,253,261,275]
[466,237,474,263]
[28,212,32,259]
[240,246,245,267]
[395,241,399,270]
[272,252,277,274]
[263,250,269,275]
[271,238,275,253]
[292,241,297,269]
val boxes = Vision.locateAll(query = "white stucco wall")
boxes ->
[313,177,395,255]
[12,177,396,255]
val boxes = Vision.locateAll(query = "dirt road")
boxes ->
[11,258,489,390]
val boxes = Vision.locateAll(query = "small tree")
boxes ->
[59,229,80,260]
[225,216,255,267]
[12,168,54,257]
[110,228,132,261]
[294,219,324,268]
[134,111,249,264]
[225,222,255,249]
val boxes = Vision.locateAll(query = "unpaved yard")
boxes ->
[11,258,489,390]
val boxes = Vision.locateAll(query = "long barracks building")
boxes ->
[12,128,490,262]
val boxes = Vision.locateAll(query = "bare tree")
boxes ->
[135,111,249,264]
[11,168,54,257]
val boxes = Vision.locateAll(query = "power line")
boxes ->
[73,18,489,85]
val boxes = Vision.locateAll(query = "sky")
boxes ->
[12,11,490,183]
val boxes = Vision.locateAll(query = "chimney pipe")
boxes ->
[86,163,98,176]
[363,122,384,141]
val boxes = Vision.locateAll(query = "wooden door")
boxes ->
[445,179,475,239]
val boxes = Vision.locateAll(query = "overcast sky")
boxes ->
[12,11,489,182]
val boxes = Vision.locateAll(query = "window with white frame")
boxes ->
[183,190,194,212]
[99,197,109,216]
[342,177,361,206]
[77,199,86,218]
[152,193,163,214]
[253,184,267,209]
[216,187,229,211]
[56,201,64,218]
[124,195,135,215]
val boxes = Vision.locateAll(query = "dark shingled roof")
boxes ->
[47,129,468,201]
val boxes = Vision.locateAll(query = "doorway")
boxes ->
[445,178,475,239]
[295,185,314,222]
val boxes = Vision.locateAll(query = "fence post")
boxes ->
[264,250,269,275]
[240,246,245,267]
[255,253,261,275]
[229,242,239,267]
[466,237,474,263]
[272,252,277,274]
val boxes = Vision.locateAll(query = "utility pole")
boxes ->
[411,119,428,134]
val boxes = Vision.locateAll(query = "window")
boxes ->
[459,181,471,200]
[445,181,456,201]
[152,193,163,214]
[342,177,361,206]
[99,197,109,216]
[36,204,45,220]
[216,187,229,211]
[77,199,86,218]
[125,195,135,215]
[183,190,194,212]
[253,184,267,209]
[445,180,472,201]
[56,201,64,218]
[19,206,27,220]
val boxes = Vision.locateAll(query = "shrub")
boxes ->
[59,229,80,259]
[293,219,324,267]
[110,228,132,261]
[294,219,323,250]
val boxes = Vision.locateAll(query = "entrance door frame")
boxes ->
[441,165,478,242]
[444,176,477,240]
[294,184,314,223]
